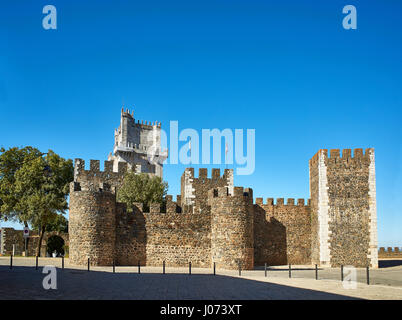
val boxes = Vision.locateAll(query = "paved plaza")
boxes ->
[1,257,402,300]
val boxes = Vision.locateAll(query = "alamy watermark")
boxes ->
[144,121,255,175]
[42,5,357,31]
[342,266,357,289]
[42,265,57,290]
[42,5,57,30]
[343,5,357,30]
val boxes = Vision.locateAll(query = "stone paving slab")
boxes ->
[1,258,402,300]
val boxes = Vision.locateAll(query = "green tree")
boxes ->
[117,171,168,212]
[45,213,68,233]
[0,147,73,256]
[0,146,43,225]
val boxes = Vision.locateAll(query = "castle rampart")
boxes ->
[378,247,402,258]
[69,146,379,269]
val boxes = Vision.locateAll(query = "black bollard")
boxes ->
[289,264,292,278]
[315,264,318,280]
[35,256,38,270]
[87,258,90,272]
[265,263,267,277]
[341,265,344,281]
[213,262,216,275]
[189,262,191,275]
[113,260,115,273]
[163,261,165,274]
[10,254,13,270]
[238,263,241,276]
[366,266,370,285]
[62,256,64,270]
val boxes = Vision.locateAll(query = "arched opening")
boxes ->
[46,235,65,257]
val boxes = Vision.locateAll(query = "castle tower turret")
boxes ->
[181,167,234,213]
[69,181,116,266]
[309,148,378,268]
[208,186,254,270]
[108,108,168,178]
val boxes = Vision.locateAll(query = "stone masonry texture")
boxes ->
[309,148,378,268]
[67,147,379,270]
[0,228,68,257]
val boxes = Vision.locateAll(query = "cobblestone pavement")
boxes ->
[1,258,402,300]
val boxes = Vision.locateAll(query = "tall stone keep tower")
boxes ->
[108,108,168,178]
[208,186,254,270]
[309,148,378,268]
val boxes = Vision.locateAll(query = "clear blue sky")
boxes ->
[0,0,401,247]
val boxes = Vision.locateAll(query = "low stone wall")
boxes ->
[0,228,24,255]
[379,247,402,258]
[0,228,68,257]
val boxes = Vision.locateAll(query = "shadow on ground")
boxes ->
[379,260,402,268]
[254,266,321,271]
[0,266,361,300]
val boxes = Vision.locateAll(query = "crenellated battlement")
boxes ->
[254,197,311,207]
[208,186,253,199]
[378,247,402,259]
[73,158,128,192]
[70,180,116,193]
[378,247,402,254]
[310,148,374,165]
[117,197,182,215]
[74,159,129,175]
[182,167,233,181]
[121,107,161,128]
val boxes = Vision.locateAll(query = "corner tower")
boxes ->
[309,148,378,268]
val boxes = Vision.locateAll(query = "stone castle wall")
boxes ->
[115,200,212,267]
[378,247,402,258]
[0,228,24,255]
[0,228,68,257]
[253,198,311,266]
[69,147,379,269]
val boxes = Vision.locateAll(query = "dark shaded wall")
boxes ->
[253,198,311,266]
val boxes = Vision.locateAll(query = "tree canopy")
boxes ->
[45,213,68,233]
[117,171,168,212]
[0,147,73,255]
[0,146,43,223]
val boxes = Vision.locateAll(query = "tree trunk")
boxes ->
[23,221,29,256]
[36,225,46,257]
